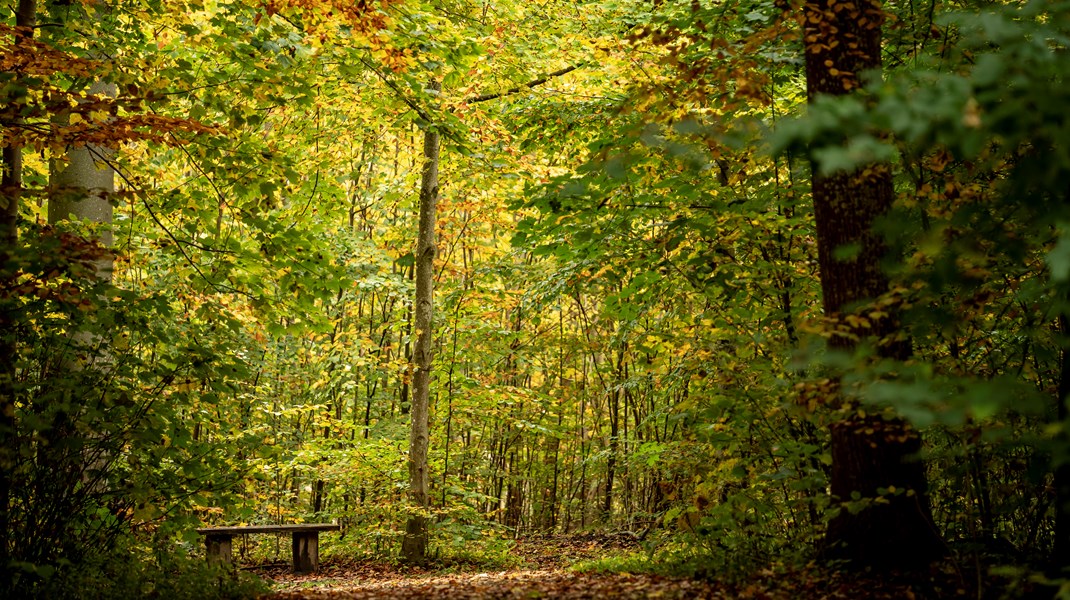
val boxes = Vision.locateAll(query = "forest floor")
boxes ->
[252,533,1013,599]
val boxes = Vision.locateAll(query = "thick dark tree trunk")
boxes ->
[1055,313,1070,571]
[802,0,943,567]
[0,1,37,583]
[826,416,941,566]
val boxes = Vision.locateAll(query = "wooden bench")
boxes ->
[196,523,340,574]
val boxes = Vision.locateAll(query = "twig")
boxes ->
[464,64,584,104]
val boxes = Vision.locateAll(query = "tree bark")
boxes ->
[49,80,116,280]
[41,69,116,510]
[400,79,441,565]
[1055,312,1070,571]
[0,0,37,584]
[603,400,617,522]
[801,0,942,567]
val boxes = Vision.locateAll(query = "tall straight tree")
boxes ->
[0,0,36,583]
[46,0,115,283]
[1057,312,1070,569]
[49,79,116,277]
[401,79,441,565]
[800,0,942,566]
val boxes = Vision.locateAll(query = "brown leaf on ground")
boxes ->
[261,569,727,600]
[251,536,1007,599]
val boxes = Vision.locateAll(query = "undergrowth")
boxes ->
[20,536,268,600]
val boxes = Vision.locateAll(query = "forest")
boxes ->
[2,0,1069,598]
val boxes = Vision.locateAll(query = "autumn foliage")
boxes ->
[2,0,1070,598]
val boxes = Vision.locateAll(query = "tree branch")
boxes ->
[464,64,583,104]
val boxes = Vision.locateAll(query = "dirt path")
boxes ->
[262,568,725,599]
[257,534,726,599]
[253,534,978,599]
[257,563,971,600]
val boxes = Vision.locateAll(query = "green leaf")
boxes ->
[832,242,861,261]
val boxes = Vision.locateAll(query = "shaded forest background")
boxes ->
[2,0,1070,597]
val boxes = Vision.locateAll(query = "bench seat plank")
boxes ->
[196,523,339,573]
[196,523,340,535]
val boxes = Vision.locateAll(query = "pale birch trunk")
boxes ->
[44,76,116,493]
[49,81,116,281]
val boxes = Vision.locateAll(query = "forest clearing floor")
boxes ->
[253,533,1011,599]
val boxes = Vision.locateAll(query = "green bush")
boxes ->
[16,536,268,600]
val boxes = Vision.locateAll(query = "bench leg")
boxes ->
[204,534,233,568]
[292,531,320,574]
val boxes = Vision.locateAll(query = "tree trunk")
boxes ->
[801,0,942,568]
[400,79,440,565]
[399,261,413,415]
[504,449,523,531]
[0,0,37,585]
[603,347,627,523]
[1054,312,1070,570]
[49,78,116,279]
[604,388,619,522]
